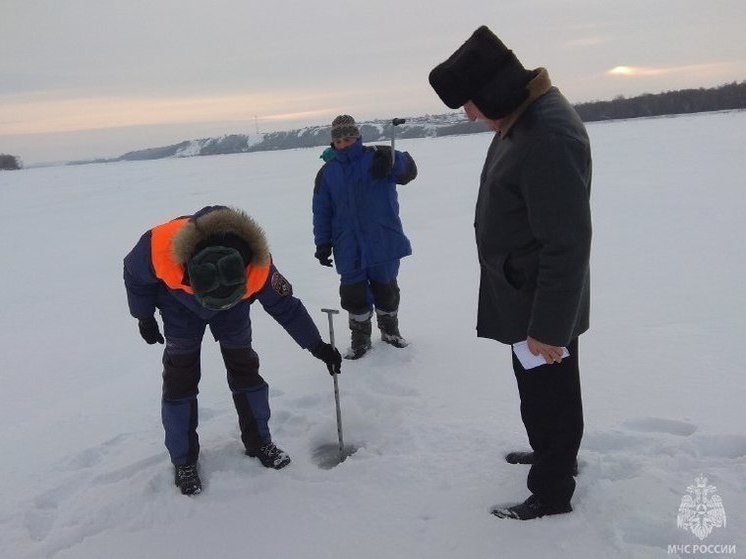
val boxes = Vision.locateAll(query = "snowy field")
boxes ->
[1,110,745,558]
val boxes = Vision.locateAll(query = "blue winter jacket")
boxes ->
[313,138,417,274]
[123,207,322,349]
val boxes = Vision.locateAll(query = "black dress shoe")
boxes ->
[491,495,572,520]
[504,450,579,476]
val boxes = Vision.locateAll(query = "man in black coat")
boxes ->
[429,26,592,520]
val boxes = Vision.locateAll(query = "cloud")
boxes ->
[0,92,345,136]
[262,109,336,123]
[564,37,607,48]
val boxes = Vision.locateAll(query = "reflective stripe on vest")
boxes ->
[150,218,271,299]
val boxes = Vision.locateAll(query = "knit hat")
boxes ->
[428,26,535,119]
[331,115,360,140]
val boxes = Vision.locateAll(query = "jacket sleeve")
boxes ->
[393,150,417,185]
[256,264,323,350]
[312,166,333,246]
[123,230,160,320]
[521,133,592,346]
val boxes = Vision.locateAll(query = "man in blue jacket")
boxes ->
[124,206,341,495]
[313,115,418,359]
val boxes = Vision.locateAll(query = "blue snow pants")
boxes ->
[159,301,271,465]
[338,260,401,317]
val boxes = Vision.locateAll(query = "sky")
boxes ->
[1,111,745,558]
[2,0,745,164]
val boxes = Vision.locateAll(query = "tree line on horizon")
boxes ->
[0,154,22,171]
[573,81,746,122]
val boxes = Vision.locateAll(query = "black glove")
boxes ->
[138,317,164,345]
[311,341,342,376]
[314,244,333,267]
[370,146,393,179]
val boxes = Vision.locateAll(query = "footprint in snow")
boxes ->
[621,417,697,436]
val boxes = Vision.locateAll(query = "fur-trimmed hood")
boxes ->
[171,206,270,267]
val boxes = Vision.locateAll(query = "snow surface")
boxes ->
[1,111,745,559]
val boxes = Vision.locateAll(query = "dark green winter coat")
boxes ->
[474,70,592,347]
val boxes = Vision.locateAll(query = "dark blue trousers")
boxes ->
[339,260,401,316]
[159,302,271,465]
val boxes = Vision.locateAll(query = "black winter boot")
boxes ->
[246,441,291,469]
[376,311,407,348]
[345,316,372,360]
[174,463,202,495]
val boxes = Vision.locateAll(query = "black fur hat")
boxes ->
[429,26,535,119]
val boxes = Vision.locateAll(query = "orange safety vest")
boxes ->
[150,218,271,300]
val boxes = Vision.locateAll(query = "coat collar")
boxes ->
[334,137,364,162]
[497,68,553,138]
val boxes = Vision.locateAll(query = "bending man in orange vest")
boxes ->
[124,205,341,495]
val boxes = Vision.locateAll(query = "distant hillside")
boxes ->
[68,80,745,166]
[67,113,489,166]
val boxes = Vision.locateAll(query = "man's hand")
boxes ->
[314,244,333,267]
[138,317,164,345]
[370,146,393,179]
[311,341,342,375]
[527,336,565,364]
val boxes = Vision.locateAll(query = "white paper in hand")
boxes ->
[512,340,569,370]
